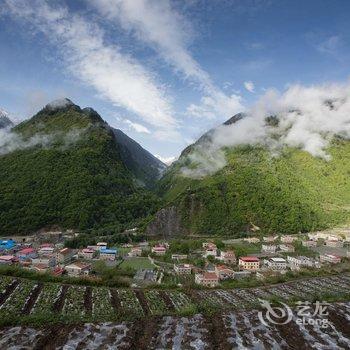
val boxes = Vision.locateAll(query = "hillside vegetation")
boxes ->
[0,100,160,235]
[157,140,350,235]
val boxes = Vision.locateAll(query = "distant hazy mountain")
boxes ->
[0,99,161,235]
[0,109,14,129]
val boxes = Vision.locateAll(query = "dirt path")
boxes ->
[53,285,68,312]
[159,290,175,312]
[22,283,43,315]
[134,290,150,315]
[110,288,121,312]
[0,279,19,306]
[84,286,92,315]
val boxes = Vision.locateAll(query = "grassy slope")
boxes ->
[0,105,160,234]
[159,140,350,235]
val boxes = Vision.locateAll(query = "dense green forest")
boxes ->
[0,101,161,235]
[158,140,350,235]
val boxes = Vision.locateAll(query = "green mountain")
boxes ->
[0,99,161,235]
[149,114,350,237]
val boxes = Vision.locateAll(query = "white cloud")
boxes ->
[4,0,177,136]
[124,119,150,134]
[317,35,341,55]
[244,81,255,93]
[90,0,244,120]
[155,154,177,165]
[182,81,350,177]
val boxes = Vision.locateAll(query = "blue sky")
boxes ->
[1,0,350,162]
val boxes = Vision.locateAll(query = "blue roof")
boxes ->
[100,248,117,254]
[0,239,16,249]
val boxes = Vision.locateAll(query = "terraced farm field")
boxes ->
[0,274,349,325]
[0,302,349,349]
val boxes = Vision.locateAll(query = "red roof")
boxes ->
[239,256,259,262]
[203,272,219,280]
[18,248,35,254]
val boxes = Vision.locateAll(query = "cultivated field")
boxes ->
[0,302,349,349]
[0,274,349,325]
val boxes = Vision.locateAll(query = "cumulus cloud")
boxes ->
[4,0,178,138]
[244,81,255,93]
[182,81,350,177]
[90,0,244,120]
[124,119,151,134]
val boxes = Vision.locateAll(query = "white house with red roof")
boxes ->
[195,272,219,287]
[320,254,341,264]
[151,244,167,256]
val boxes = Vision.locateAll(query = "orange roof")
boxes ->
[59,248,72,255]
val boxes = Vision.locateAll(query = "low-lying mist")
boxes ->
[0,128,85,156]
[182,81,350,178]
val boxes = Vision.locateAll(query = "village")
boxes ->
[0,228,349,289]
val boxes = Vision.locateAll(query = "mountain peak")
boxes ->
[45,98,75,110]
[0,109,14,129]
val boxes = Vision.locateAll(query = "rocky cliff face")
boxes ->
[145,206,188,237]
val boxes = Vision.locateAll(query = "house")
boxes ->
[215,265,234,280]
[38,246,55,256]
[234,271,251,279]
[0,239,16,251]
[195,272,219,287]
[151,245,167,256]
[134,269,157,284]
[65,262,91,277]
[171,254,188,260]
[0,255,17,265]
[52,266,64,276]
[279,244,295,252]
[99,248,117,261]
[267,257,287,270]
[79,248,96,260]
[97,242,108,250]
[302,240,317,248]
[16,247,37,260]
[280,235,297,243]
[261,244,277,254]
[320,254,341,264]
[128,247,142,257]
[203,243,217,258]
[32,263,48,273]
[243,237,260,244]
[174,263,192,274]
[325,240,344,248]
[56,248,74,264]
[238,257,260,270]
[263,236,278,242]
[31,255,56,268]
[287,256,320,270]
[219,251,236,264]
